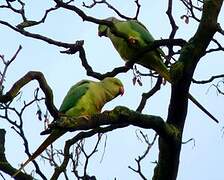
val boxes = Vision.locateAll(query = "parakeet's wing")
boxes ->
[128,20,155,43]
[112,20,154,45]
[128,20,165,56]
[59,80,90,113]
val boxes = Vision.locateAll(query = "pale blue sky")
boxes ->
[0,0,224,179]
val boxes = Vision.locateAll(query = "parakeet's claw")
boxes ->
[78,115,91,121]
[128,36,138,45]
[162,78,167,85]
[132,65,143,86]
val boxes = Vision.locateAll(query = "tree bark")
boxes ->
[152,0,223,180]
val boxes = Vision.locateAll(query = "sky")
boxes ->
[0,0,224,180]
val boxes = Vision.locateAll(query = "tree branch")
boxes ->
[0,20,75,48]
[78,46,130,80]
[166,0,178,39]
[0,45,22,93]
[0,71,58,118]
[153,1,224,180]
[129,132,158,180]
[192,74,224,84]
[49,106,180,143]
[0,129,33,180]
[136,77,163,112]
[82,0,140,20]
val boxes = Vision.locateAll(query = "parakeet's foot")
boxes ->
[132,65,143,86]
[78,115,91,121]
[162,78,167,85]
[128,36,138,45]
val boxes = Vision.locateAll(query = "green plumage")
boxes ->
[13,77,124,177]
[98,17,219,124]
[98,17,170,81]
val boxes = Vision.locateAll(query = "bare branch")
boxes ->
[166,0,179,62]
[54,0,111,25]
[73,134,102,178]
[0,91,47,179]
[192,74,224,84]
[0,0,60,29]
[78,46,131,80]
[182,138,195,148]
[136,77,163,112]
[0,129,33,179]
[82,0,141,20]
[211,83,224,96]
[61,42,131,80]
[217,23,224,35]
[205,38,224,54]
[0,45,22,92]
[128,132,158,180]
[0,20,75,48]
[0,71,58,118]
[166,0,179,39]
[134,0,141,19]
[180,0,202,22]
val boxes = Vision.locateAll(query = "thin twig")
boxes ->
[136,77,163,112]
[192,74,224,84]
[0,45,22,90]
[128,132,158,180]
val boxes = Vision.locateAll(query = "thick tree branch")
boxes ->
[153,1,224,180]
[49,106,180,143]
[48,105,179,179]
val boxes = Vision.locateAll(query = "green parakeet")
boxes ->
[98,17,170,81]
[13,77,124,177]
[98,17,219,123]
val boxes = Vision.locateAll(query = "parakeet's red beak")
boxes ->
[119,86,124,96]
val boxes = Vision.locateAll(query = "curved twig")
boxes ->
[0,71,58,118]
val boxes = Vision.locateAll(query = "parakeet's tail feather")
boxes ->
[12,129,66,177]
[188,94,219,123]
[40,128,53,135]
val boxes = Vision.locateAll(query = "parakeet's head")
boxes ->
[98,17,118,37]
[101,77,124,98]
[98,24,109,37]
